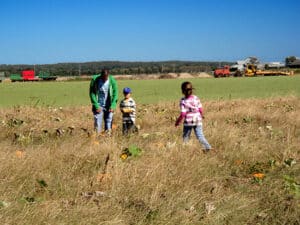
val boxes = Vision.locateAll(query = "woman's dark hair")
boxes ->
[181,81,193,96]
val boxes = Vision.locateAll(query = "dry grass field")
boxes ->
[0,96,299,224]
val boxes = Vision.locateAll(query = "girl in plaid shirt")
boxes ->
[175,81,212,152]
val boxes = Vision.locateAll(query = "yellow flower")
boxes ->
[253,173,265,179]
[112,124,117,130]
[120,153,128,160]
[15,150,25,158]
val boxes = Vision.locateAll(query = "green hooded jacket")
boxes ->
[89,74,118,110]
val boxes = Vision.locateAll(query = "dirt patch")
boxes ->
[196,72,212,78]
[56,72,212,81]
[178,73,195,78]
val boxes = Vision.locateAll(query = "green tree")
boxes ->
[285,56,296,65]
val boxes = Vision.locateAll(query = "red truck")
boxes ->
[21,70,39,81]
[214,65,231,78]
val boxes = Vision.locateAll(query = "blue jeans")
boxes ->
[93,107,113,133]
[183,125,211,149]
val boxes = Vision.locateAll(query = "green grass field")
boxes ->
[0,76,300,108]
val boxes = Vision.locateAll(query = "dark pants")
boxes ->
[122,121,138,135]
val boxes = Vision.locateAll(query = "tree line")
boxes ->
[0,61,232,77]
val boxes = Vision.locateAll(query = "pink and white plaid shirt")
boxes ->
[178,95,203,126]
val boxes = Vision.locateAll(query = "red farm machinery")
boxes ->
[10,70,57,82]
[213,65,231,78]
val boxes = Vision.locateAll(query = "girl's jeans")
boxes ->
[183,124,211,149]
[93,108,113,133]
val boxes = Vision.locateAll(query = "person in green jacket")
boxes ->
[89,69,118,134]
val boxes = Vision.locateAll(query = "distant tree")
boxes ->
[285,56,297,65]
[265,64,269,70]
[0,60,233,76]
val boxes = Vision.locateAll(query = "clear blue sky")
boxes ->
[0,0,299,64]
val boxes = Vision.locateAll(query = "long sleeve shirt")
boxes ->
[89,74,118,110]
[175,95,203,126]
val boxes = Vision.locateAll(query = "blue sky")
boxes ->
[0,0,299,64]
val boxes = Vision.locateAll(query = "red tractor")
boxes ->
[214,65,231,78]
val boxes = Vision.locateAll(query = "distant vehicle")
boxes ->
[214,65,231,78]
[10,74,24,82]
[10,70,57,82]
[243,64,293,76]
[227,57,294,77]
[229,64,244,77]
[37,71,57,81]
[22,70,39,81]
[10,70,39,82]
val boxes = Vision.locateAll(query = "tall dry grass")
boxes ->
[0,96,299,225]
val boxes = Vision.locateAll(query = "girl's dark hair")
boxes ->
[181,81,193,96]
